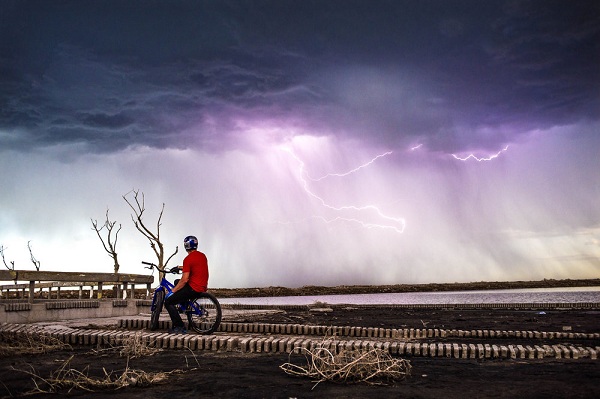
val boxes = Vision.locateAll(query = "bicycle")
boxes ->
[142,261,222,334]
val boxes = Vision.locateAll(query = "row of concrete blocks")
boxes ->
[2,302,32,311]
[45,300,101,310]
[220,302,600,310]
[5,300,600,311]
[120,318,600,341]
[2,300,131,312]
[133,301,600,310]
[0,323,598,360]
[333,302,600,310]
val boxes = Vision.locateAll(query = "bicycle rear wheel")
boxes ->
[187,292,222,334]
[150,289,165,331]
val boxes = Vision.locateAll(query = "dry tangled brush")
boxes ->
[281,346,411,388]
[88,332,162,359]
[0,332,71,356]
[4,332,188,394]
[119,332,162,358]
[14,355,180,394]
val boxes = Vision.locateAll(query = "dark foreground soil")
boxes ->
[1,308,599,399]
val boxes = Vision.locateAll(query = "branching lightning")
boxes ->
[307,151,393,181]
[282,148,406,233]
[409,142,509,161]
[452,145,509,161]
[278,139,509,233]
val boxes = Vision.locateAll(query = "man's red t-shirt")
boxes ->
[183,250,208,292]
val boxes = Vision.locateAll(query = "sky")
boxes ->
[0,0,599,288]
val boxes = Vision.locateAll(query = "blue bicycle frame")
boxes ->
[151,277,206,315]
[144,261,222,334]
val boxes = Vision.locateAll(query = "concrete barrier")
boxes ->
[0,300,142,323]
[0,322,597,360]
[117,317,600,343]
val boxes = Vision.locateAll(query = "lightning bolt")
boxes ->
[282,148,406,233]
[452,145,509,161]
[408,142,509,161]
[308,151,393,181]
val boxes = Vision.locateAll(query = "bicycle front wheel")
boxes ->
[150,289,165,331]
[187,292,222,334]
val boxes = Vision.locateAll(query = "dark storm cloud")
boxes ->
[1,0,598,154]
[79,112,134,129]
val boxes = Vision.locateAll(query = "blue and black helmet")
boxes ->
[184,235,198,250]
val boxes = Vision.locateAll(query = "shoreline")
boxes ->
[4,278,598,301]
[210,278,600,298]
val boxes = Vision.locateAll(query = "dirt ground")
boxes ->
[1,307,599,399]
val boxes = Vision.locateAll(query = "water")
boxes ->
[218,286,600,306]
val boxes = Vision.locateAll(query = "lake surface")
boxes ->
[218,286,600,306]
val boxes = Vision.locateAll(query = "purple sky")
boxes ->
[1,0,599,288]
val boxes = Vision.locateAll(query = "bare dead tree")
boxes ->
[0,245,15,270]
[123,189,178,278]
[27,241,41,271]
[91,209,122,273]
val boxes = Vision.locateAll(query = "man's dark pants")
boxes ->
[164,284,198,328]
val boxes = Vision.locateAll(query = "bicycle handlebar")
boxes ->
[141,261,179,274]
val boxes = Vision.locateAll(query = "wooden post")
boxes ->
[97,282,103,299]
[146,283,152,299]
[28,281,35,304]
[129,283,135,300]
[78,285,83,299]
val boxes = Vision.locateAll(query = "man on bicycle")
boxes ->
[164,235,209,334]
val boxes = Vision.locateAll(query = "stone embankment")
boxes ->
[211,279,600,298]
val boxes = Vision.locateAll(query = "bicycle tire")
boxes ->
[150,289,165,331]
[187,292,222,334]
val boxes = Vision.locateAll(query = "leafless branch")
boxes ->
[165,246,179,267]
[27,241,41,271]
[123,189,178,277]
[91,209,122,273]
[0,245,15,270]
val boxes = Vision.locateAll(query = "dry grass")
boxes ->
[0,332,71,356]
[119,332,162,358]
[87,332,202,377]
[281,345,411,388]
[3,332,194,395]
[13,355,180,394]
[88,332,162,359]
